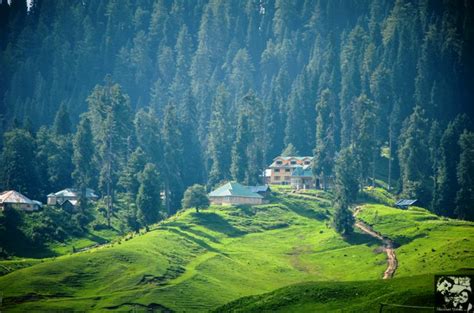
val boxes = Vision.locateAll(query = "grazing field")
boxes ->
[356,204,474,277]
[216,274,437,312]
[0,193,472,312]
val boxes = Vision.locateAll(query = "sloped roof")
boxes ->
[0,190,35,204]
[395,199,417,206]
[248,185,270,193]
[273,156,313,161]
[48,188,98,199]
[209,182,263,198]
[58,198,79,206]
[269,156,313,168]
[291,166,313,177]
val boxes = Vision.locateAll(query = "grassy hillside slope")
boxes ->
[0,193,472,312]
[217,274,436,312]
[357,204,474,277]
[217,203,474,312]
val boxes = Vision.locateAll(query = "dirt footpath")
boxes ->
[353,208,398,279]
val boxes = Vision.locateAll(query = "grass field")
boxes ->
[356,204,474,277]
[216,269,474,313]
[0,191,472,312]
[216,275,433,312]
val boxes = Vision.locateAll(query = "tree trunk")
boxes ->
[165,182,171,215]
[106,132,113,228]
[371,123,377,187]
[388,128,392,191]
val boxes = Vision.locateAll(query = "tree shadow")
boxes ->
[279,198,329,221]
[85,232,109,244]
[189,212,246,237]
[345,230,381,246]
[166,227,220,253]
[163,221,220,243]
[392,233,427,246]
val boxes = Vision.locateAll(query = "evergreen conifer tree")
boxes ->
[118,147,146,198]
[231,108,251,184]
[332,147,357,237]
[398,106,431,206]
[208,85,231,187]
[161,104,185,214]
[136,163,162,226]
[455,131,474,221]
[52,102,72,136]
[87,79,133,226]
[313,89,336,190]
[72,116,95,211]
[433,115,471,216]
[0,129,38,198]
[281,143,299,157]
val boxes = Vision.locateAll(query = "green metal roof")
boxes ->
[209,182,263,198]
[291,166,313,177]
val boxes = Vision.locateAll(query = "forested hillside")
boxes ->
[1,0,473,224]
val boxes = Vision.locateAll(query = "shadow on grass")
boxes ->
[392,233,427,247]
[190,212,247,237]
[166,227,220,253]
[278,198,328,221]
[345,230,381,246]
[164,222,221,243]
[85,232,109,244]
[105,301,174,312]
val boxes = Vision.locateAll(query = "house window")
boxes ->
[274,169,280,173]
[285,168,291,172]
[276,161,282,165]
[274,176,280,181]
[284,176,291,180]
[290,161,296,165]
[304,161,310,165]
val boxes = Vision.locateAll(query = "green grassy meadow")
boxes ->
[356,204,474,277]
[0,191,473,312]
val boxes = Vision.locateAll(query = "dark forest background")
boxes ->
[0,0,473,222]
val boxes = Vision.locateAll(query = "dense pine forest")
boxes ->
[1,2,474,311]
[0,0,473,235]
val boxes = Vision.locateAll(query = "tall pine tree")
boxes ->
[161,103,185,214]
[208,85,231,187]
[455,131,474,221]
[136,163,162,226]
[313,89,336,190]
[72,116,95,210]
[398,106,431,206]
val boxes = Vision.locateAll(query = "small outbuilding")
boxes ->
[47,188,98,206]
[209,182,264,205]
[395,199,417,209]
[58,199,78,212]
[0,190,41,212]
[248,185,271,196]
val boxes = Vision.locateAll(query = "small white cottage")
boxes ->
[0,190,41,211]
[47,188,99,206]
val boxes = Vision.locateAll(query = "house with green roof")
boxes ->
[208,182,264,205]
[265,155,317,189]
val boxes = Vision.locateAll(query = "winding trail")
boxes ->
[353,207,398,279]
